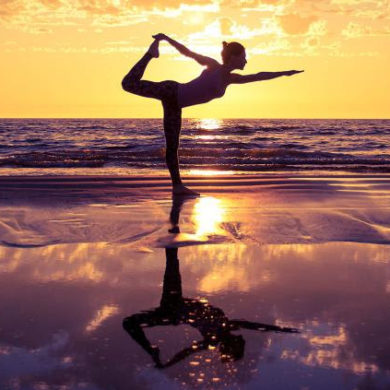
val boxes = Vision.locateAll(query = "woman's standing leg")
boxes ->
[162,98,182,186]
[162,97,199,196]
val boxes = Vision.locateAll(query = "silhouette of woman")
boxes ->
[121,34,303,196]
[122,195,298,368]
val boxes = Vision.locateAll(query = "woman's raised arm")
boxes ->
[152,33,220,68]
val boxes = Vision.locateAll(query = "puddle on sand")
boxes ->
[0,240,389,389]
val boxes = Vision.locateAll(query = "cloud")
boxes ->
[278,13,319,35]
[305,36,320,47]
[300,36,321,55]
[0,331,70,383]
[354,9,388,19]
[341,22,371,38]
[341,21,390,38]
[306,20,328,37]
[230,19,283,40]
[39,0,63,8]
[137,2,219,23]
[2,0,388,59]
[219,17,234,35]
[0,0,218,29]
[251,38,293,55]
[185,16,283,49]
[75,0,122,15]
[0,0,27,22]
[227,0,281,5]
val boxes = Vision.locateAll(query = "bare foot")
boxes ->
[172,184,200,197]
[147,39,159,58]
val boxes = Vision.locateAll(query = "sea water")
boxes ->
[0,118,389,175]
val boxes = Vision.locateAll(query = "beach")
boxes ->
[1,173,390,389]
[1,0,390,382]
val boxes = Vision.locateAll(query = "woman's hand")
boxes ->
[284,70,304,76]
[152,33,168,41]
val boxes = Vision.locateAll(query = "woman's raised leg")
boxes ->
[121,40,166,100]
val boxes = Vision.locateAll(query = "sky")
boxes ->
[1,0,389,118]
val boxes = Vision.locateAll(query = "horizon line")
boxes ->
[1,117,389,120]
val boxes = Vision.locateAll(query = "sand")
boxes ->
[0,173,390,389]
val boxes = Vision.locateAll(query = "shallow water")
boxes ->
[0,177,390,389]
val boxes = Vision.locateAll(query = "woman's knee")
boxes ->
[121,76,138,93]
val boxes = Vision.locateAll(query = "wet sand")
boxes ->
[0,174,390,389]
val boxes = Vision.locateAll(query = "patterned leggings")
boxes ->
[122,52,182,185]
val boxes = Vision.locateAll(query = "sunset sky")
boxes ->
[1,0,389,118]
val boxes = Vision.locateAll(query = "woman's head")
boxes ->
[221,41,246,70]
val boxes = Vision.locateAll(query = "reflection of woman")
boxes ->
[123,247,297,368]
[122,196,298,368]
[121,34,303,196]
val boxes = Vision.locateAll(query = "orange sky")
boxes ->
[1,0,389,118]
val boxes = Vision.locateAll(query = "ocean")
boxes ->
[0,118,389,175]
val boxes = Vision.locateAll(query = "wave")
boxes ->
[1,146,390,172]
[1,118,390,173]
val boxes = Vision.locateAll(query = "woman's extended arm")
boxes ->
[152,33,220,68]
[229,70,304,84]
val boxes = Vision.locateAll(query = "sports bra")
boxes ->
[177,66,228,108]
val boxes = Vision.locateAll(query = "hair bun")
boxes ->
[222,41,228,47]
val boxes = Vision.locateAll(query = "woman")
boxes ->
[121,34,303,196]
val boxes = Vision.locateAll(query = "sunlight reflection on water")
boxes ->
[188,169,236,176]
[192,196,226,238]
[197,118,222,130]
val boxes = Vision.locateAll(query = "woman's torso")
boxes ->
[177,66,229,108]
